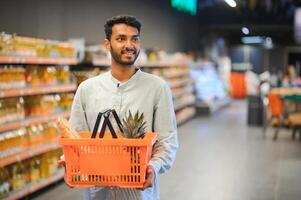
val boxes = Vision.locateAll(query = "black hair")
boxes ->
[104,15,141,40]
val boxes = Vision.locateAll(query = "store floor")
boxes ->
[31,100,301,200]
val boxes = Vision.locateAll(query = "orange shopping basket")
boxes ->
[58,109,157,188]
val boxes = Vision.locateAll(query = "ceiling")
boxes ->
[196,0,301,45]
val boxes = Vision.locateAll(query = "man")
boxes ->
[69,15,178,200]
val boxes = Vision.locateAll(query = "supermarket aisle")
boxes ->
[31,100,301,200]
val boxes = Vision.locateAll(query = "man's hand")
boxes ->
[141,165,154,190]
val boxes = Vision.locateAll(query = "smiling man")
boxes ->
[69,15,178,200]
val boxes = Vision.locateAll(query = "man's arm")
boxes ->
[69,84,89,132]
[149,83,179,175]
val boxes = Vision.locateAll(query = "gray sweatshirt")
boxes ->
[69,69,178,200]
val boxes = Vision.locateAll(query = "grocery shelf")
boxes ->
[92,59,111,66]
[176,107,196,125]
[0,142,61,168]
[138,61,191,68]
[173,86,194,98]
[3,169,64,200]
[0,111,70,133]
[169,79,193,89]
[91,59,192,68]
[0,57,78,65]
[164,71,190,79]
[0,83,77,98]
[174,96,196,111]
[195,97,231,116]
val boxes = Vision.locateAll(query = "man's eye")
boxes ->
[116,38,124,42]
[132,37,139,42]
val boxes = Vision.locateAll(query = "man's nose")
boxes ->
[124,39,134,48]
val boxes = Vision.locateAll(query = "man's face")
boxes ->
[105,23,141,66]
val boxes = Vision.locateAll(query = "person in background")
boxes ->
[68,15,178,200]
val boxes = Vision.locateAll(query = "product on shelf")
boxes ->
[0,66,26,89]
[26,124,43,147]
[0,166,10,197]
[24,95,56,116]
[0,121,60,160]
[29,157,40,184]
[40,149,62,178]
[0,129,26,159]
[0,97,25,125]
[26,122,59,146]
[26,65,73,86]
[85,45,110,63]
[43,122,59,141]
[58,93,74,111]
[72,68,107,85]
[56,66,72,84]
[0,32,76,58]
[1,148,63,196]
[25,65,40,86]
[11,161,26,191]
[24,93,71,116]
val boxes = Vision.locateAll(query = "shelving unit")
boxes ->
[0,57,77,65]
[0,83,77,98]
[190,61,231,115]
[0,34,77,199]
[2,169,64,200]
[174,94,195,111]
[176,107,196,125]
[0,142,61,168]
[0,111,70,135]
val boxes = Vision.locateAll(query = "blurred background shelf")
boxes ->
[0,57,78,65]
[0,111,70,133]
[2,169,64,200]
[0,83,77,98]
[0,142,61,168]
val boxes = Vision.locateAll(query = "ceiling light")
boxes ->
[241,36,264,44]
[224,0,237,7]
[242,27,250,35]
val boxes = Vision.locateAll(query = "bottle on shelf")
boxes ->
[11,161,26,191]
[30,157,41,184]
[0,166,10,197]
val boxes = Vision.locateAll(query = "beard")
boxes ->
[110,46,140,66]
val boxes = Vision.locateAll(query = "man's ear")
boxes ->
[104,39,111,51]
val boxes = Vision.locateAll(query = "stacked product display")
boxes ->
[190,61,231,115]
[0,33,76,64]
[0,34,77,200]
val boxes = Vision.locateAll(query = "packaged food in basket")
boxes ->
[57,117,81,139]
[57,109,157,188]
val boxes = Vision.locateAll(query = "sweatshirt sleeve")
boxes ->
[69,83,89,132]
[149,82,179,174]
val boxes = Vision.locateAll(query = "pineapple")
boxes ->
[122,110,147,138]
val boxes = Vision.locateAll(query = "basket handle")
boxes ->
[91,109,124,139]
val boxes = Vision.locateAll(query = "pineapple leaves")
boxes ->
[122,110,147,139]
